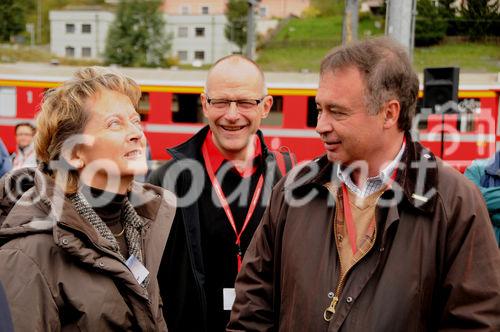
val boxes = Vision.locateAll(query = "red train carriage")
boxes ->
[0,64,499,171]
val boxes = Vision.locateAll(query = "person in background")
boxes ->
[148,54,294,331]
[465,150,500,246]
[228,37,500,331]
[11,122,37,170]
[0,67,176,331]
[0,138,12,178]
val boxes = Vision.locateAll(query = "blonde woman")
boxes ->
[0,67,175,331]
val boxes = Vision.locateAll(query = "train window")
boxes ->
[307,96,318,128]
[0,87,16,117]
[172,93,204,123]
[138,92,150,121]
[261,96,283,126]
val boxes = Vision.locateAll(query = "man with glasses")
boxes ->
[148,55,294,332]
[11,122,37,170]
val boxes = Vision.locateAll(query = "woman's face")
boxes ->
[76,89,147,190]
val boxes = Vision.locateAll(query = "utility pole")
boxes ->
[246,0,259,60]
[37,0,42,44]
[342,0,358,45]
[385,0,417,58]
[26,23,35,47]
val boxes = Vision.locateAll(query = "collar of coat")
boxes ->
[286,131,439,214]
[0,168,166,246]
[167,125,270,162]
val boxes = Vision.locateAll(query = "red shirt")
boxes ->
[203,130,262,178]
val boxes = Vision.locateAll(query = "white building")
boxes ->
[49,8,270,64]
[165,14,239,65]
[49,8,115,59]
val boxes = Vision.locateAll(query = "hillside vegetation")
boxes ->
[257,16,500,73]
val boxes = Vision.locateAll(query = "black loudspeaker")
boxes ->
[423,67,459,112]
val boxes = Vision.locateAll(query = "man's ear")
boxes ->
[201,93,209,118]
[261,95,273,119]
[383,99,400,129]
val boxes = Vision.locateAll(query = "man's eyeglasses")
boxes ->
[206,97,265,111]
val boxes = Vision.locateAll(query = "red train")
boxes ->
[0,64,499,170]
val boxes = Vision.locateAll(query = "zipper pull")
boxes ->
[323,296,338,321]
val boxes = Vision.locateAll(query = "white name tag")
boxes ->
[223,288,236,311]
[126,255,149,285]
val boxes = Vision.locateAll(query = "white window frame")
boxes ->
[178,26,188,38]
[65,46,75,57]
[177,50,188,61]
[82,24,91,33]
[194,50,205,60]
[82,47,92,58]
[195,27,205,37]
[259,6,267,17]
[65,23,75,34]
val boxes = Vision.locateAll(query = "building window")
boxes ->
[82,24,91,33]
[201,6,209,14]
[259,6,267,17]
[82,47,91,58]
[181,5,189,14]
[177,50,188,61]
[66,24,75,33]
[65,46,75,57]
[178,26,188,38]
[194,51,205,60]
[195,27,205,37]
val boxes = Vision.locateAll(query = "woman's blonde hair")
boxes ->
[35,66,141,193]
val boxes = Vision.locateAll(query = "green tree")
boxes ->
[438,0,464,35]
[0,0,28,42]
[225,0,248,52]
[105,0,170,67]
[415,0,447,46]
[461,0,499,41]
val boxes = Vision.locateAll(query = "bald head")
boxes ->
[205,55,267,96]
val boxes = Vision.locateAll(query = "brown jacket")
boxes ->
[0,169,176,331]
[228,138,500,331]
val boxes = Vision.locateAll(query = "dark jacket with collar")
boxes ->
[0,168,176,331]
[228,134,500,331]
[148,126,287,332]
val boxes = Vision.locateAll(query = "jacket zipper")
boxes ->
[323,206,378,322]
